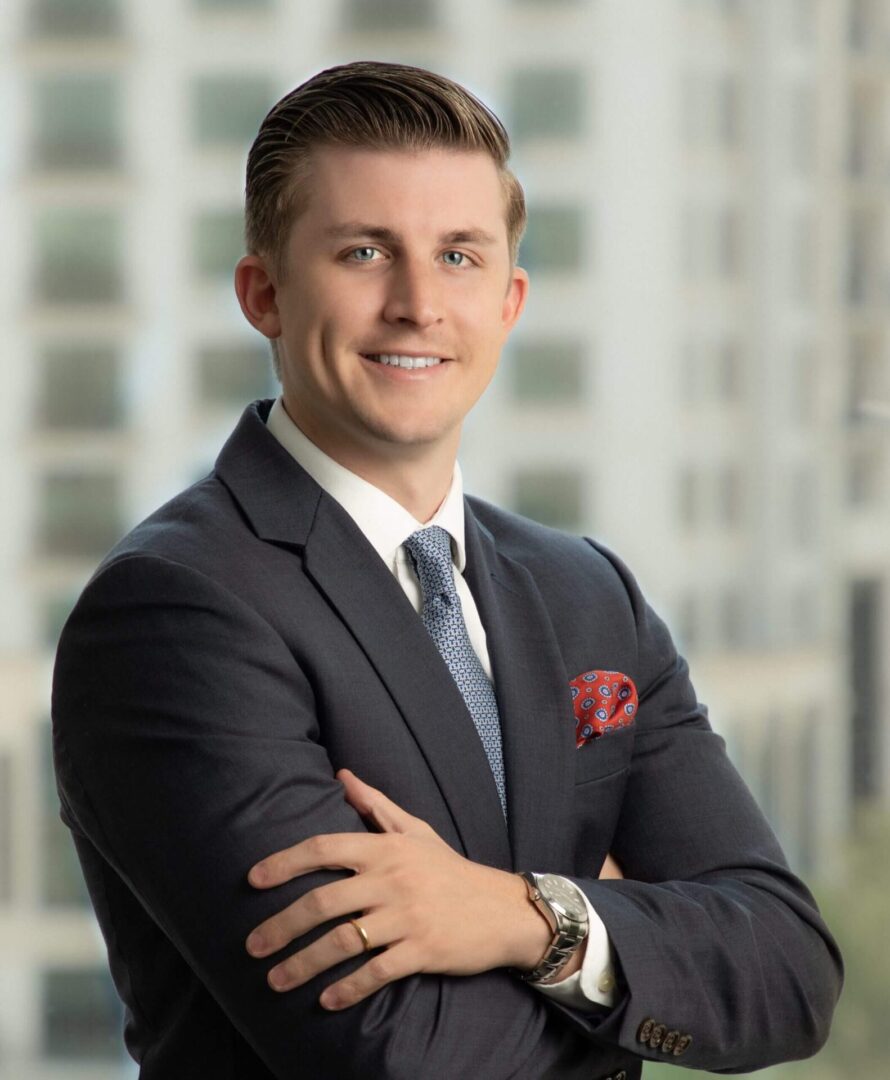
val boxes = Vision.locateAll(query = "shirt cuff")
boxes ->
[528,881,617,1011]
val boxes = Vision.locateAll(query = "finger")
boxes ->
[248,832,381,888]
[337,768,431,835]
[266,911,402,994]
[246,875,384,958]
[598,852,624,880]
[319,941,418,1011]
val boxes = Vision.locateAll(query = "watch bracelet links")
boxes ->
[519,925,587,984]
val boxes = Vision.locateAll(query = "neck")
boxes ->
[281,399,458,523]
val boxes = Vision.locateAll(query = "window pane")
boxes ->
[38,345,123,430]
[42,967,123,1060]
[193,75,273,148]
[197,343,275,406]
[196,0,271,8]
[520,205,585,273]
[32,73,121,172]
[343,0,436,31]
[40,721,90,907]
[194,210,244,280]
[511,340,585,402]
[38,472,124,559]
[0,755,11,903]
[509,68,585,140]
[30,0,121,38]
[513,468,583,530]
[35,209,124,305]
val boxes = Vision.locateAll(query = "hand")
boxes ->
[245,769,550,1011]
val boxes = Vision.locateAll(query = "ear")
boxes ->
[234,254,282,340]
[501,264,529,334]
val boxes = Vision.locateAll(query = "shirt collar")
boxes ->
[265,395,467,573]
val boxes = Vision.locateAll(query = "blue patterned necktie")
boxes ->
[403,526,507,820]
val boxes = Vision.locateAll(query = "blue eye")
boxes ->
[442,251,467,267]
[349,247,379,262]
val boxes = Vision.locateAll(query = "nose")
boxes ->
[381,256,443,328]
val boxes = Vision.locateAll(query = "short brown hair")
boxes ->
[243,60,527,377]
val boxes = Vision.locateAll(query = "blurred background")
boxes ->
[0,0,887,1076]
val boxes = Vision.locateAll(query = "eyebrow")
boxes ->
[323,222,499,246]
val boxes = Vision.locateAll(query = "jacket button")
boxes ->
[615,1072,627,1080]
[637,1018,655,1043]
[673,1033,693,1056]
[661,1029,680,1054]
[648,1023,667,1049]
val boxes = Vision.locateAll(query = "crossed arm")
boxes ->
[243,766,623,1009]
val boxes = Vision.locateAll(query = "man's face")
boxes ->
[266,145,528,464]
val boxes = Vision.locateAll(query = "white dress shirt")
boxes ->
[265,395,616,1011]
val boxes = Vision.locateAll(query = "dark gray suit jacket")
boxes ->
[51,398,842,1079]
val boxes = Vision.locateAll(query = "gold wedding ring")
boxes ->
[350,918,372,953]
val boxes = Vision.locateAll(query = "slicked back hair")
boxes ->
[243,61,527,377]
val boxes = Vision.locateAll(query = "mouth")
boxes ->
[360,353,451,370]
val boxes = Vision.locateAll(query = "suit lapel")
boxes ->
[463,505,577,874]
[215,401,512,870]
[301,496,513,870]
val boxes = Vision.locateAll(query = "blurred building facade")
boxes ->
[0,0,887,1074]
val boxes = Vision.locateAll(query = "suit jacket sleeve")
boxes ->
[51,552,611,1080]
[542,538,844,1073]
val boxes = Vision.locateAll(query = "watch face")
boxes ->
[540,875,587,920]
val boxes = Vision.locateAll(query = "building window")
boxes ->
[849,579,883,803]
[684,203,742,281]
[847,442,884,506]
[792,341,818,426]
[846,206,880,306]
[848,333,885,420]
[790,466,816,548]
[30,0,121,38]
[848,0,878,51]
[196,0,271,8]
[38,472,124,559]
[197,343,275,407]
[194,210,244,280]
[509,68,585,141]
[721,587,745,648]
[790,212,815,306]
[718,464,743,528]
[683,70,742,150]
[40,721,89,907]
[520,205,585,274]
[788,81,816,175]
[42,967,123,1060]
[37,344,123,431]
[0,754,11,903]
[193,75,273,149]
[39,591,79,652]
[510,339,586,403]
[343,0,436,31]
[34,208,124,306]
[513,467,583,531]
[32,73,121,172]
[678,467,698,528]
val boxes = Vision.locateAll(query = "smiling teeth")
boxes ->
[370,354,443,368]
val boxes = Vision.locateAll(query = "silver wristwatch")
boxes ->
[516,871,589,985]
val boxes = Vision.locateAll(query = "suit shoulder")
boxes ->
[465,494,631,591]
[88,471,257,587]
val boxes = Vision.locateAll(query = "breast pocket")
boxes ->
[571,726,634,876]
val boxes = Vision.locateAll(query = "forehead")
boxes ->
[296,145,509,240]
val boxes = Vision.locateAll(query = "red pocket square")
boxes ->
[569,669,638,747]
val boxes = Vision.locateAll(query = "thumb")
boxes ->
[337,768,431,836]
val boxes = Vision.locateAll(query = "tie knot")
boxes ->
[403,526,456,604]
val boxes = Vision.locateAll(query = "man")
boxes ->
[52,61,842,1079]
